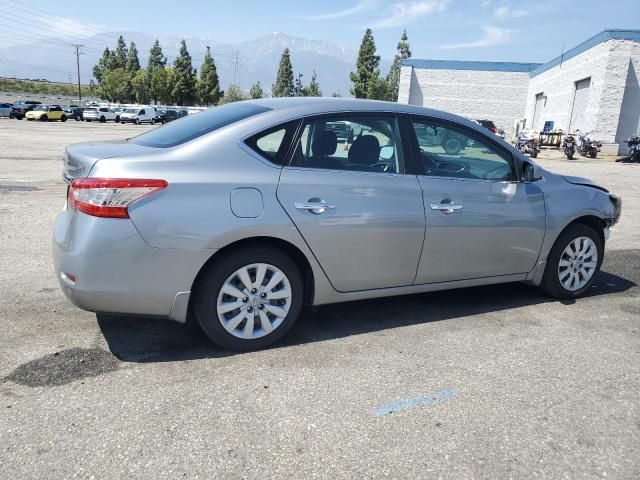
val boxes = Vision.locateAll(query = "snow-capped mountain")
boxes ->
[0,31,387,96]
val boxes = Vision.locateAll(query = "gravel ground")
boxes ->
[0,119,639,479]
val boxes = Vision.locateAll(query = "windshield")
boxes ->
[84,108,97,112]
[129,103,271,148]
[125,108,138,113]
[34,105,48,111]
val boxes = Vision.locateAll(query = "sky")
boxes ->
[1,0,639,63]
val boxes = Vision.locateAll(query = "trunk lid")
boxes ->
[63,140,155,183]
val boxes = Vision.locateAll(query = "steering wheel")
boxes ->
[483,165,509,180]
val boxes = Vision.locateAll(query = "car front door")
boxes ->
[407,116,546,284]
[276,114,425,292]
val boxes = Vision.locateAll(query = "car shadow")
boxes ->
[97,250,637,363]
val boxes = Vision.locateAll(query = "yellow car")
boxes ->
[25,105,67,122]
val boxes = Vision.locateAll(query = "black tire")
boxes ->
[531,150,538,158]
[566,152,573,160]
[100,116,106,123]
[61,115,67,122]
[193,245,304,351]
[135,118,140,125]
[41,115,48,122]
[590,150,597,159]
[115,115,120,123]
[540,223,604,299]
[151,118,156,125]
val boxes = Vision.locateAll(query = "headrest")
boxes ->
[348,135,380,165]
[312,131,338,156]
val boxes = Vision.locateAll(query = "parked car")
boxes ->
[84,107,119,123]
[120,106,156,124]
[54,98,622,351]
[0,102,12,117]
[63,106,84,121]
[153,109,187,124]
[25,104,66,121]
[476,119,498,134]
[9,102,38,119]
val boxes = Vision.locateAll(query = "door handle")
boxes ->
[430,203,463,214]
[295,200,336,214]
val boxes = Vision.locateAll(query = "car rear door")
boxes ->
[276,113,425,292]
[406,116,546,284]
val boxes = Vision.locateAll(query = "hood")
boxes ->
[562,175,609,193]
[63,139,156,182]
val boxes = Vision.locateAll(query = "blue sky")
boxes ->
[3,0,640,62]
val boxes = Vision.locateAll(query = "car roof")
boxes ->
[243,97,485,133]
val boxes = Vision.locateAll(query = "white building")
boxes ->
[398,29,640,154]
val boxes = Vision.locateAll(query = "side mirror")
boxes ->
[523,161,542,182]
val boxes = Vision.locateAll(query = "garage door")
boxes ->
[532,93,545,130]
[569,78,591,133]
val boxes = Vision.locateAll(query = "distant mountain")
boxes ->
[0,31,390,97]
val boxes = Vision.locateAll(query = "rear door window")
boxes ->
[244,121,298,165]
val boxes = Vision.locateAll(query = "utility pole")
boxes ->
[72,44,83,101]
[233,49,239,86]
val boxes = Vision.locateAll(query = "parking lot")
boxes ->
[0,119,639,478]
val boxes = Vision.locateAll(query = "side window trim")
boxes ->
[408,114,520,182]
[284,112,407,175]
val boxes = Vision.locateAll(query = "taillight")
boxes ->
[69,178,168,218]
[490,127,497,133]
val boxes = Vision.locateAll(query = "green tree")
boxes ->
[366,76,389,100]
[171,39,197,106]
[331,92,342,97]
[272,48,294,97]
[303,70,322,97]
[113,35,128,70]
[350,28,380,99]
[249,81,263,99]
[151,67,173,104]
[220,84,246,104]
[146,40,167,104]
[147,39,166,72]
[386,29,411,102]
[99,68,129,102]
[197,46,221,106]
[130,69,150,103]
[93,47,113,84]
[126,42,140,74]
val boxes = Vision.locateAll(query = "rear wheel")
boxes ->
[540,224,603,298]
[100,116,106,123]
[41,115,48,122]
[193,246,303,351]
[61,115,67,122]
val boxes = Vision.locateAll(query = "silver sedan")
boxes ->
[53,98,622,350]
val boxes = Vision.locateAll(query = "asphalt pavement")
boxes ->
[0,119,638,479]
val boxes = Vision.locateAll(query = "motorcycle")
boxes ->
[562,134,576,160]
[515,130,540,158]
[577,131,602,158]
[625,135,640,162]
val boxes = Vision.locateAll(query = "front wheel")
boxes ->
[151,118,156,125]
[100,116,106,123]
[135,118,140,125]
[41,115,48,122]
[115,115,120,123]
[61,115,67,122]
[540,224,603,299]
[193,246,304,351]
[590,149,598,158]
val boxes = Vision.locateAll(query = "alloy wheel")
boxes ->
[216,263,292,340]
[557,236,598,291]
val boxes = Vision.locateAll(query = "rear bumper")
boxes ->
[52,207,214,322]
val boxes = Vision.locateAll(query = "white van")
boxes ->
[120,106,156,125]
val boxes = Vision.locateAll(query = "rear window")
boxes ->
[129,103,271,148]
